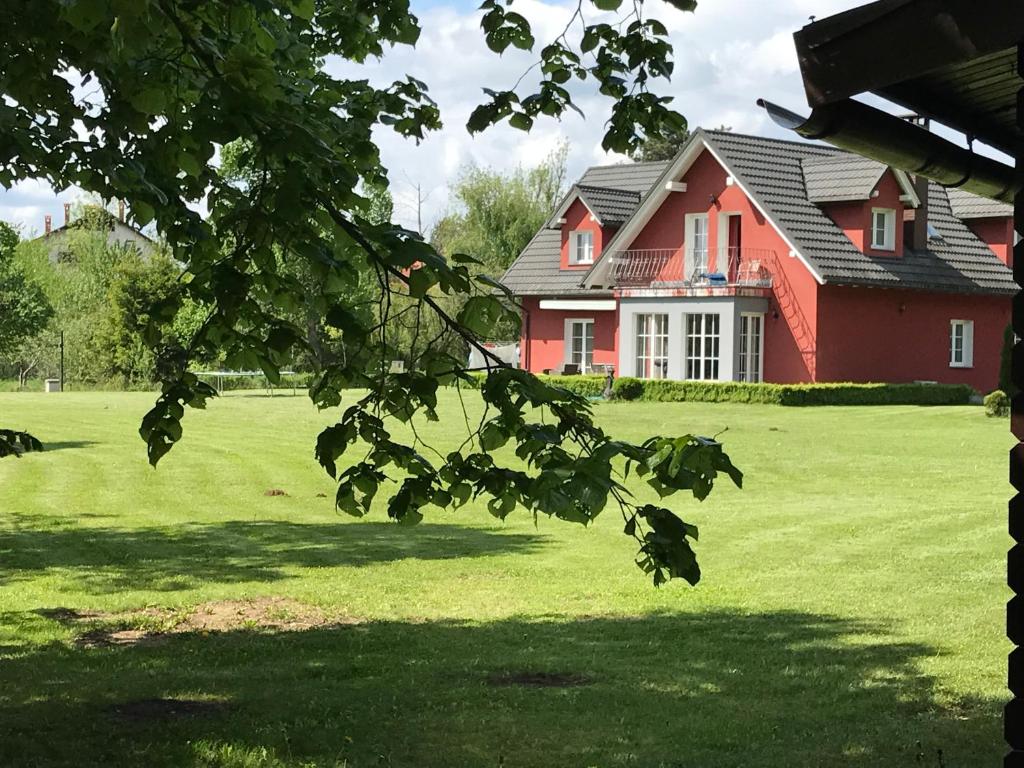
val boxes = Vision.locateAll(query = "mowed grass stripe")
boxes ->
[0,390,1011,767]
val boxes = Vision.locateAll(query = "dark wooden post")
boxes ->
[1009,41,1024,767]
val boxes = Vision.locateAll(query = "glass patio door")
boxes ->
[634,313,669,379]
[738,313,763,383]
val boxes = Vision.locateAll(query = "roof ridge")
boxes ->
[580,159,670,174]
[705,128,847,154]
[576,183,640,196]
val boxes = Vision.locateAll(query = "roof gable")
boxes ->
[945,186,1014,220]
[801,154,887,203]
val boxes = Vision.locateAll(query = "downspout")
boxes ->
[757,97,1023,203]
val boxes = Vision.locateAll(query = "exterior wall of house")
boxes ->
[560,199,606,270]
[519,296,617,373]
[966,217,1015,267]
[617,295,768,381]
[616,147,822,383]
[819,171,906,258]
[815,285,1010,392]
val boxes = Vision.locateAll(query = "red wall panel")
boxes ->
[520,296,618,373]
[816,285,1010,392]
[966,217,1015,267]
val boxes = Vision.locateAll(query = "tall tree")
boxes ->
[0,0,742,585]
[629,122,691,162]
[0,221,51,456]
[431,143,568,276]
[0,222,53,370]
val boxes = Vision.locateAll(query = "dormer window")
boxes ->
[570,230,594,265]
[871,208,896,251]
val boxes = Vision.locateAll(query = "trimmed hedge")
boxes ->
[610,377,974,406]
[466,372,609,397]
[450,372,974,406]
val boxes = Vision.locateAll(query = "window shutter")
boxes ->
[964,321,974,368]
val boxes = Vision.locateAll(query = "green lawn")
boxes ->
[0,390,1012,767]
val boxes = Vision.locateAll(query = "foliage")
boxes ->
[3,228,182,388]
[0,427,43,457]
[611,377,975,406]
[0,0,734,583]
[629,122,690,162]
[984,389,1010,418]
[93,250,182,386]
[0,221,53,359]
[628,123,732,162]
[431,143,569,276]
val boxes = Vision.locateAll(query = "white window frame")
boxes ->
[738,312,765,383]
[569,230,594,265]
[634,313,669,379]
[684,313,721,381]
[564,318,595,372]
[684,213,710,279]
[949,319,974,368]
[870,208,896,251]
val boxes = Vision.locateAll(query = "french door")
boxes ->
[567,319,594,372]
[634,313,669,379]
[738,313,764,383]
[684,313,721,380]
[684,214,709,280]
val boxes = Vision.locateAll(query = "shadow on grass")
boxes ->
[0,521,545,591]
[41,440,100,452]
[0,610,999,767]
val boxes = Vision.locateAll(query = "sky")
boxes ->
[0,0,962,236]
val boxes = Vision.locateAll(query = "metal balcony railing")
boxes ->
[610,247,774,288]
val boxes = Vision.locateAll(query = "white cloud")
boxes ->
[0,0,930,235]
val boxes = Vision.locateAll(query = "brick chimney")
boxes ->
[63,202,71,227]
[118,200,125,222]
[905,174,930,251]
[44,214,52,235]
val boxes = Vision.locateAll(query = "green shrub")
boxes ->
[462,372,974,407]
[593,378,970,407]
[611,377,644,401]
[984,389,1010,417]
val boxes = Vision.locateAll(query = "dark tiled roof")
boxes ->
[498,229,598,296]
[801,154,887,203]
[945,186,1014,220]
[578,161,669,194]
[705,130,1014,295]
[575,185,641,226]
[501,131,1013,297]
[501,161,666,296]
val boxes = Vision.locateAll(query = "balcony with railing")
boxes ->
[610,247,774,292]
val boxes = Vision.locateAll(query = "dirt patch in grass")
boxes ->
[107,697,233,722]
[52,597,351,649]
[485,671,592,688]
[263,488,287,496]
[174,597,331,632]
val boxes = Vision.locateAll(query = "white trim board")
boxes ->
[539,299,617,311]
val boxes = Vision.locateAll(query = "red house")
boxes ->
[501,130,1014,393]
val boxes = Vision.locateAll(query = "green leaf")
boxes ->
[130,88,167,116]
[457,296,505,337]
[292,0,315,19]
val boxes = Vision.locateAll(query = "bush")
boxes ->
[984,389,1010,417]
[600,377,973,407]
[463,372,975,406]
[611,377,644,401]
